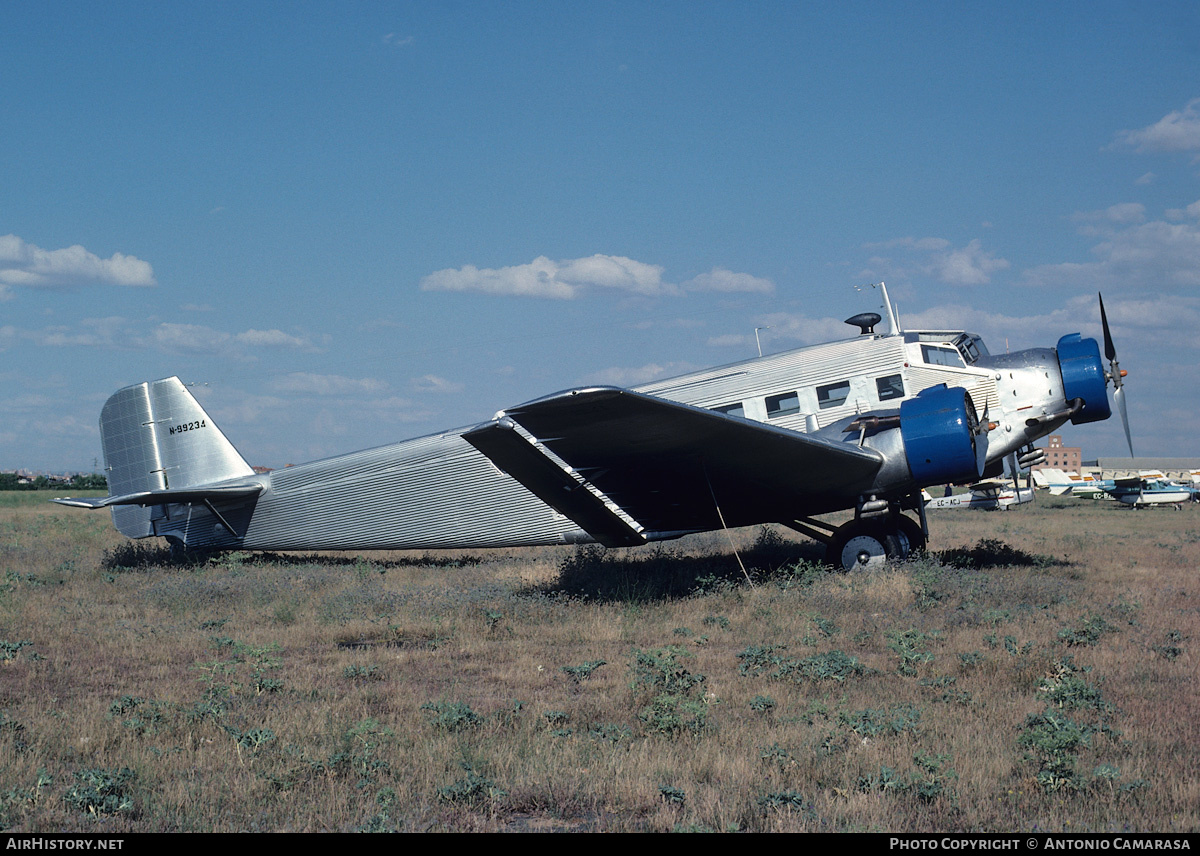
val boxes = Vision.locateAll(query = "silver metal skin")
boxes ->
[56,297,1119,565]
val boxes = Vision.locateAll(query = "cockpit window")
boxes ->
[953,333,986,364]
[921,344,964,367]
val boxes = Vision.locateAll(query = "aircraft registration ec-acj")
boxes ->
[56,284,1132,570]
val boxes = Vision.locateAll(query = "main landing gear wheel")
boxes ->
[826,519,909,571]
[895,514,926,555]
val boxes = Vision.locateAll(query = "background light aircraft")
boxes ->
[1034,468,1195,507]
[924,479,1034,511]
[56,286,1130,570]
[1032,468,1105,498]
[1095,473,1197,508]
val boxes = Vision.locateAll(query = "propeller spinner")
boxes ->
[1098,293,1133,457]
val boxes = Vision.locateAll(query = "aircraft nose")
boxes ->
[1055,334,1111,425]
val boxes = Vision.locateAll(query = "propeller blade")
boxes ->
[1115,385,1133,458]
[1099,292,1116,362]
[1099,292,1133,457]
[975,405,990,477]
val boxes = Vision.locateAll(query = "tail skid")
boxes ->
[55,377,261,538]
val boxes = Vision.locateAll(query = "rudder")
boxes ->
[99,377,254,536]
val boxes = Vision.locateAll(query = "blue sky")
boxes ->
[3,1,1199,472]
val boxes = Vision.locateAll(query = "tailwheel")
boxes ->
[826,519,909,571]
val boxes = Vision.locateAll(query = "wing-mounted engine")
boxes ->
[898,384,986,485]
[837,384,986,491]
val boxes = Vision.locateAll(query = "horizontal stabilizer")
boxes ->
[53,482,263,509]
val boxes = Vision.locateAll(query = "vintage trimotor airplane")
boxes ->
[55,285,1132,570]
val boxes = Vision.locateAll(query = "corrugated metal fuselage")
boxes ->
[145,329,1009,551]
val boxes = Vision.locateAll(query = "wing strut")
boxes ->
[701,461,754,587]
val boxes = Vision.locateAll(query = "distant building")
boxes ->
[1084,458,1200,479]
[1034,435,1081,473]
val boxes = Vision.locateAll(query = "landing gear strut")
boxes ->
[824,513,926,570]
[784,502,927,572]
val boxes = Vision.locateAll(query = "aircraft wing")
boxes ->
[464,387,883,547]
[968,478,1011,491]
[1110,475,1143,489]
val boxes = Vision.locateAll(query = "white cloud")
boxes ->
[682,267,774,294]
[2,317,320,356]
[273,373,389,395]
[926,239,1010,285]
[1164,199,1200,220]
[1072,203,1146,225]
[860,237,1009,286]
[708,312,848,349]
[901,294,1200,352]
[233,328,311,348]
[421,255,777,300]
[411,374,464,393]
[583,361,697,386]
[1111,98,1200,154]
[0,234,156,290]
[421,254,679,299]
[558,255,675,296]
[1023,213,1200,290]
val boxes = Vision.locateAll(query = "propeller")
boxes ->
[1098,293,1134,457]
[974,403,991,477]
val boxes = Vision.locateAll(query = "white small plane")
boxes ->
[924,479,1034,511]
[1032,468,1107,499]
[1097,473,1198,508]
[56,285,1131,570]
[1034,468,1196,507]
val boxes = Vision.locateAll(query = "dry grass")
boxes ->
[1,492,1197,832]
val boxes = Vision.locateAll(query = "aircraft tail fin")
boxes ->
[1036,468,1074,495]
[88,377,255,537]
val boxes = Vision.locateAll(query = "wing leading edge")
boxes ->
[464,387,884,547]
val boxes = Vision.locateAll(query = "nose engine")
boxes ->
[1056,333,1111,425]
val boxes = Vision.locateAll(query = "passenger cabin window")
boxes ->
[921,345,964,367]
[816,381,851,410]
[765,391,800,419]
[876,374,904,401]
[714,402,745,418]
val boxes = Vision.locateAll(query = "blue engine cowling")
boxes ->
[1056,334,1111,425]
[900,385,981,485]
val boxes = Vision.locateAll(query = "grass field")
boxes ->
[1,491,1197,832]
